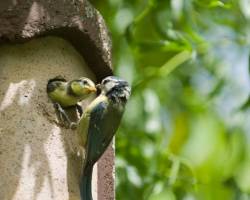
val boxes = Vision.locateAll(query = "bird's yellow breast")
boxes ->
[77,95,108,148]
[48,86,79,107]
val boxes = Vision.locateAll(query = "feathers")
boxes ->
[47,76,96,107]
[48,75,67,84]
[47,76,96,128]
[80,166,93,200]
[47,76,66,93]
[78,76,131,200]
[79,95,123,200]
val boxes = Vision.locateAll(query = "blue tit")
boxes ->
[47,76,97,128]
[77,76,131,200]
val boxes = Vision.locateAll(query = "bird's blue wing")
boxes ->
[85,99,123,166]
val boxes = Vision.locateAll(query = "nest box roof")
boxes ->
[0,0,113,82]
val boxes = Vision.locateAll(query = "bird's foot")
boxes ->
[69,122,77,130]
[54,102,76,129]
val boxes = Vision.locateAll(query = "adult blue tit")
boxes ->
[47,76,97,128]
[77,76,131,200]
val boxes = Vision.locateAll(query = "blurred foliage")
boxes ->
[90,0,250,199]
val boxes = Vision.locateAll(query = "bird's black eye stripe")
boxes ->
[103,79,110,84]
[83,80,88,84]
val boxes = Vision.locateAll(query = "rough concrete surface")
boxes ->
[0,0,113,81]
[0,36,99,200]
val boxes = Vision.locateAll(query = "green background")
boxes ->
[90,0,250,199]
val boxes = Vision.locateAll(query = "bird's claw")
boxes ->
[69,122,77,130]
[53,102,77,129]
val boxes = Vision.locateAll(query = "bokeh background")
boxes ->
[90,0,250,199]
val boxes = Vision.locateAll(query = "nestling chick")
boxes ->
[47,76,97,128]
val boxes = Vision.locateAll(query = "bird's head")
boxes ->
[97,76,131,102]
[70,77,97,96]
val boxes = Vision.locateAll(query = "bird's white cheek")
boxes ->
[105,82,115,91]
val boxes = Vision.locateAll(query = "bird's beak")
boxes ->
[86,86,97,93]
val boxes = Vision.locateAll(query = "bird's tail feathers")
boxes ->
[80,165,93,200]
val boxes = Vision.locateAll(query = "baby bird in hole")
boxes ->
[47,76,97,128]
